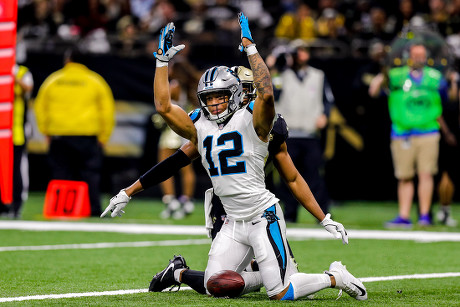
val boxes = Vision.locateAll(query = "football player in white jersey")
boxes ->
[103,67,303,295]
[103,14,367,301]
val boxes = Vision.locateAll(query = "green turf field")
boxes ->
[0,193,459,306]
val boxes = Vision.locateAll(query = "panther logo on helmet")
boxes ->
[197,66,244,123]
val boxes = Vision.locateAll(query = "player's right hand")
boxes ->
[153,22,185,63]
[100,190,131,218]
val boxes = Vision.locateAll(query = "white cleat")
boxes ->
[326,261,367,301]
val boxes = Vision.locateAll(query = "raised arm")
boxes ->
[153,23,198,145]
[238,13,275,141]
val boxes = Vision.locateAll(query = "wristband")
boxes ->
[156,59,168,67]
[245,44,258,56]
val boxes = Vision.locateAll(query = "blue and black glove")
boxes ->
[153,22,185,65]
[238,12,254,52]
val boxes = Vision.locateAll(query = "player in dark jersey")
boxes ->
[102,66,341,296]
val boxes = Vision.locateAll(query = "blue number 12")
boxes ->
[203,131,246,176]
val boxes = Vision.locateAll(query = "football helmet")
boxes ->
[197,66,244,123]
[232,66,257,103]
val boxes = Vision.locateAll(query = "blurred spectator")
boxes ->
[275,3,316,40]
[239,0,273,30]
[62,0,108,37]
[352,40,386,112]
[443,0,460,36]
[369,43,445,227]
[316,8,348,42]
[3,64,34,219]
[269,45,333,221]
[426,0,449,35]
[113,15,143,56]
[358,5,395,42]
[394,0,416,34]
[204,0,240,42]
[182,1,210,38]
[129,0,155,20]
[103,0,132,33]
[140,0,178,34]
[80,28,111,54]
[34,46,115,217]
[348,0,372,34]
[436,70,459,227]
[18,0,59,39]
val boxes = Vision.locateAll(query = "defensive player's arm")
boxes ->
[101,142,199,218]
[238,13,275,141]
[273,142,326,221]
[125,141,200,197]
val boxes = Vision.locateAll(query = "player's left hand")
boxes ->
[320,213,349,244]
[238,12,253,52]
[100,190,131,218]
[153,22,185,63]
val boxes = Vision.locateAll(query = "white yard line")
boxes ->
[360,272,460,282]
[1,272,459,302]
[0,239,211,252]
[1,220,460,242]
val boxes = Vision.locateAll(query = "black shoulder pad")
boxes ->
[268,114,289,156]
[272,114,289,142]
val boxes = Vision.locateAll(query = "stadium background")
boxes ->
[15,0,459,202]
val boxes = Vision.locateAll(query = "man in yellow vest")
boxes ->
[35,47,115,216]
[0,64,34,218]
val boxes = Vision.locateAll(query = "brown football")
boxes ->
[206,270,245,298]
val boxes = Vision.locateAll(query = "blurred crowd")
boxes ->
[5,0,458,227]
[15,0,460,59]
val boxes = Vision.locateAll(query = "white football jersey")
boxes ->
[190,104,279,220]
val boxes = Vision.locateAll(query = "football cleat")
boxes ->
[436,210,458,227]
[326,261,367,301]
[160,196,181,219]
[149,255,189,292]
[172,209,185,220]
[178,195,195,216]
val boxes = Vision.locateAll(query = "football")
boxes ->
[206,270,245,298]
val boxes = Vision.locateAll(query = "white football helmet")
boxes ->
[197,66,244,123]
[232,66,256,104]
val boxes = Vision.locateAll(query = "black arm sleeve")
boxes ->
[139,149,192,190]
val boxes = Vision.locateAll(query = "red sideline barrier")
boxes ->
[0,0,17,22]
[0,75,13,101]
[43,180,91,219]
[0,102,12,129]
[0,22,15,48]
[0,0,16,205]
[0,129,12,204]
[0,49,14,74]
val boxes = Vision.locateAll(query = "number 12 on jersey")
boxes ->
[203,131,246,176]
